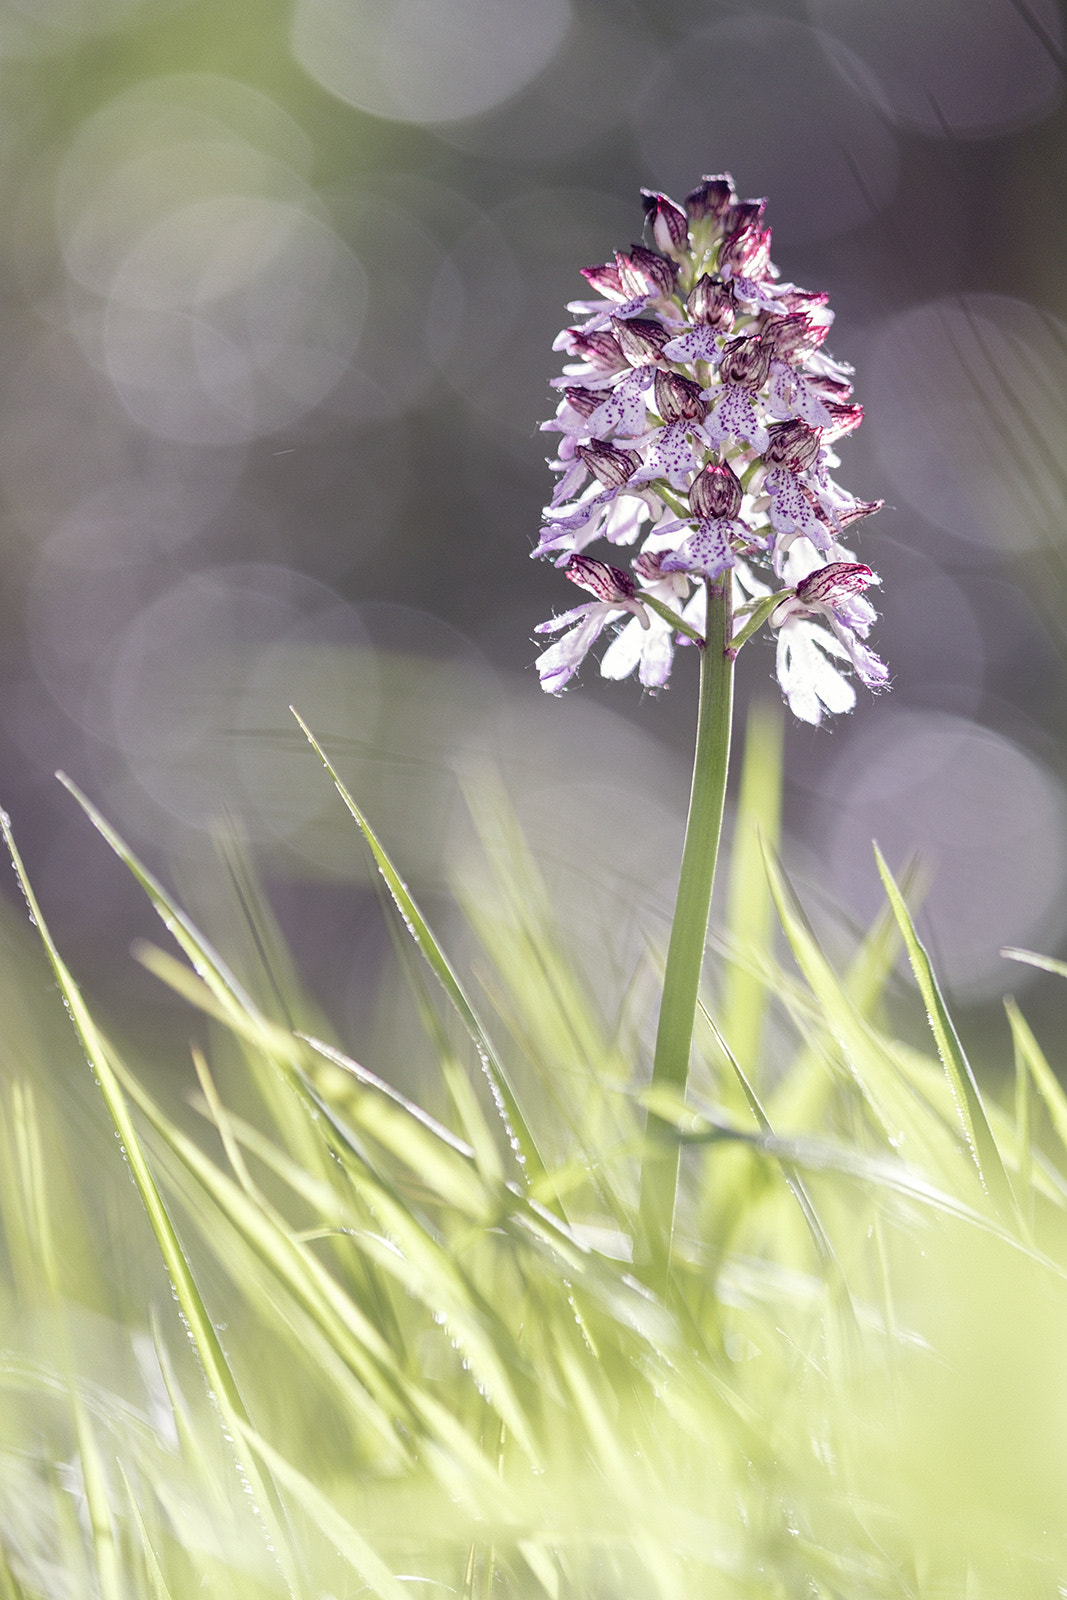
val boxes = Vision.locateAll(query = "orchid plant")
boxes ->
[532,176,888,1280]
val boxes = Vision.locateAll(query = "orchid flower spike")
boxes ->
[533,174,887,718]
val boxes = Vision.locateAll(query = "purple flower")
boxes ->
[535,555,652,694]
[770,561,889,725]
[532,175,886,715]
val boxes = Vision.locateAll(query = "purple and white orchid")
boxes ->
[533,175,887,720]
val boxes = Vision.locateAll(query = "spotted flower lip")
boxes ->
[532,174,886,711]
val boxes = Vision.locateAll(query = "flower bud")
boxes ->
[654,369,707,424]
[566,329,626,371]
[610,315,672,363]
[632,549,665,584]
[723,198,766,236]
[566,554,636,604]
[640,189,691,256]
[685,174,736,224]
[765,420,822,473]
[796,562,877,608]
[580,260,625,299]
[804,371,853,403]
[577,439,640,489]
[821,401,864,441]
[563,386,601,418]
[719,335,771,389]
[685,275,735,331]
[622,243,678,297]
[689,460,743,520]
[719,225,772,278]
[763,312,825,360]
[836,495,883,528]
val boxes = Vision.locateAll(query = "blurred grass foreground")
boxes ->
[0,676,1066,1599]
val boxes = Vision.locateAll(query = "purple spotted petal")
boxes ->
[629,421,700,491]
[661,327,723,363]
[704,384,770,453]
[586,368,656,437]
[766,469,834,550]
[767,360,833,428]
[660,518,739,578]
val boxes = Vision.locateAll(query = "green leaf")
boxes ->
[1002,946,1067,981]
[292,709,547,1187]
[875,845,1016,1219]
[0,809,303,1600]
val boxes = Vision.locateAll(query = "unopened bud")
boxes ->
[623,243,678,297]
[685,174,736,224]
[611,315,672,363]
[723,198,766,236]
[719,335,771,389]
[640,190,690,256]
[566,554,637,604]
[563,387,601,418]
[765,420,822,472]
[580,260,625,298]
[689,460,743,520]
[654,369,707,424]
[796,562,877,607]
[567,329,626,371]
[685,275,735,331]
[577,439,640,489]
[632,550,665,584]
[719,225,772,278]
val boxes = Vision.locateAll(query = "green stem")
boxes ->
[638,575,735,1290]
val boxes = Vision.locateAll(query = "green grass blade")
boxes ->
[874,845,1015,1216]
[293,709,546,1185]
[1005,997,1067,1158]
[0,810,302,1598]
[55,774,267,1031]
[117,1462,177,1600]
[235,1420,410,1600]
[698,1006,845,1285]
[762,847,978,1184]
[1011,1007,1034,1232]
[1002,946,1067,980]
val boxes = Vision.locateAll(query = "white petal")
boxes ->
[536,609,610,693]
[637,623,675,687]
[599,615,647,680]
[776,620,855,724]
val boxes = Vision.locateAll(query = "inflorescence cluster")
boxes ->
[533,174,888,724]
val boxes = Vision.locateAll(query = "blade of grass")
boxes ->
[762,846,980,1186]
[874,845,1015,1218]
[234,1420,411,1600]
[55,775,263,1027]
[117,1462,177,1600]
[1011,1009,1034,1232]
[699,1006,849,1295]
[292,709,546,1187]
[1005,997,1067,1158]
[12,1084,122,1600]
[0,809,302,1599]
[1002,946,1067,980]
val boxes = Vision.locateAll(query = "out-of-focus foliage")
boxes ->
[1,0,1067,1056]
[2,697,1067,1596]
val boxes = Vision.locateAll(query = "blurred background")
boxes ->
[0,0,1065,1074]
